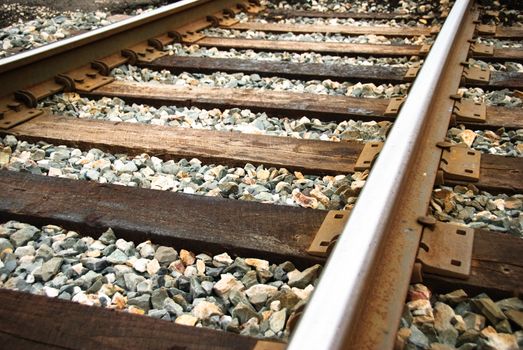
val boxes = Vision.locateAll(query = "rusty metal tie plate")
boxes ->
[476,24,496,35]
[56,65,114,92]
[15,80,64,107]
[211,11,239,27]
[440,145,481,182]
[470,43,494,56]
[169,18,211,44]
[462,65,490,84]
[237,0,266,14]
[384,97,405,116]
[92,53,130,76]
[122,42,167,64]
[419,44,432,55]
[453,99,486,123]
[417,222,474,279]
[0,96,43,129]
[355,142,384,171]
[404,65,421,81]
[307,210,350,257]
[148,33,176,51]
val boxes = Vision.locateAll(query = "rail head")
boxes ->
[288,0,473,349]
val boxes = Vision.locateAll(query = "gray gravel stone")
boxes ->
[154,246,178,265]
[10,226,38,248]
[33,257,63,282]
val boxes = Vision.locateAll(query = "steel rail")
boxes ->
[288,1,473,349]
[0,0,237,96]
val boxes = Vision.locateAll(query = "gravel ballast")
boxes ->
[42,93,391,143]
[167,43,420,67]
[431,185,522,237]
[0,136,363,211]
[111,65,410,99]
[0,220,320,339]
[398,284,523,350]
[201,27,433,46]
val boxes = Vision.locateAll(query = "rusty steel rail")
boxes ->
[288,0,475,349]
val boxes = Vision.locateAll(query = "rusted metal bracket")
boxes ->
[469,42,494,56]
[416,221,474,279]
[437,142,481,182]
[430,26,441,35]
[419,44,432,55]
[210,10,239,27]
[475,23,496,35]
[147,33,176,51]
[307,210,350,257]
[55,65,114,93]
[461,63,490,84]
[451,96,486,123]
[0,95,43,129]
[355,142,384,171]
[484,10,499,18]
[404,64,421,81]
[122,42,168,65]
[384,97,405,116]
[92,53,130,76]
[169,19,209,44]
[236,0,266,14]
[15,80,64,107]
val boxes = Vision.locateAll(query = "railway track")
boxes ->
[0,0,522,349]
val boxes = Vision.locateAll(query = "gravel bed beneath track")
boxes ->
[0,11,116,58]
[0,220,319,340]
[0,3,64,28]
[476,37,523,49]
[264,0,453,19]
[447,127,523,157]
[469,59,523,73]
[431,185,522,236]
[398,284,523,349]
[167,43,420,67]
[42,93,391,143]
[457,88,522,108]
[0,136,363,211]
[236,12,429,28]
[202,28,433,46]
[480,3,523,27]
[111,65,410,98]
